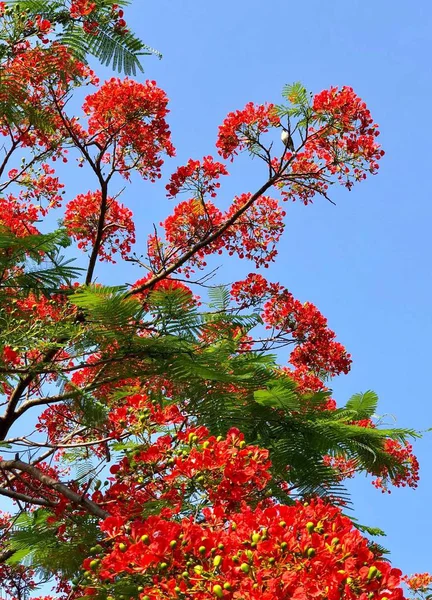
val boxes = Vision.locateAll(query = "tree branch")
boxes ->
[0,460,109,520]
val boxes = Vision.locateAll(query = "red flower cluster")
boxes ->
[231,274,351,378]
[404,573,432,592]
[7,163,65,215]
[82,78,175,180]
[0,194,40,237]
[64,190,136,262]
[70,0,97,18]
[132,275,196,305]
[224,194,286,267]
[83,457,406,600]
[216,102,279,160]
[166,156,228,199]
[372,439,420,492]
[1,346,20,366]
[158,199,224,272]
[279,87,384,204]
[0,44,97,153]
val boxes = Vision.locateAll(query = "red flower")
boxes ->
[83,78,175,180]
[64,190,135,262]
[217,102,279,160]
[166,156,228,199]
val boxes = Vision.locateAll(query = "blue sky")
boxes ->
[4,0,432,594]
[120,0,432,577]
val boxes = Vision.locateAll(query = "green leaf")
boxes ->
[345,390,379,419]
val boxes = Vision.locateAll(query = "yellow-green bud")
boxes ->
[213,585,224,598]
[367,566,378,580]
[306,522,315,534]
[240,562,250,573]
[213,555,223,567]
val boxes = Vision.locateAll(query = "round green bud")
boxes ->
[119,543,127,552]
[213,555,223,567]
[170,540,177,548]
[307,548,316,558]
[199,545,206,554]
[223,582,233,590]
[306,522,315,534]
[213,585,224,598]
[240,563,250,574]
[367,566,378,580]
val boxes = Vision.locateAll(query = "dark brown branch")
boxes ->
[127,174,279,297]
[0,347,59,440]
[85,179,109,285]
[0,486,56,508]
[0,460,109,520]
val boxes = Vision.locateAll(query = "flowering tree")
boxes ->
[0,1,426,599]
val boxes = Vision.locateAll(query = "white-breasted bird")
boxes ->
[280,126,295,151]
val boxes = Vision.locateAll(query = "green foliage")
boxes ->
[0,228,82,295]
[6,509,100,577]
[5,0,160,75]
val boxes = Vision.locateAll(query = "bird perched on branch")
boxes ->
[280,126,295,151]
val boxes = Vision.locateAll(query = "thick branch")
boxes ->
[0,460,109,520]
[85,180,109,285]
[0,548,15,564]
[0,486,55,508]
[0,347,59,440]
[127,173,278,297]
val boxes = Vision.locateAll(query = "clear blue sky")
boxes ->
[11,0,432,594]
[119,0,432,576]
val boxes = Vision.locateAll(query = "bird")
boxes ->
[280,126,295,151]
